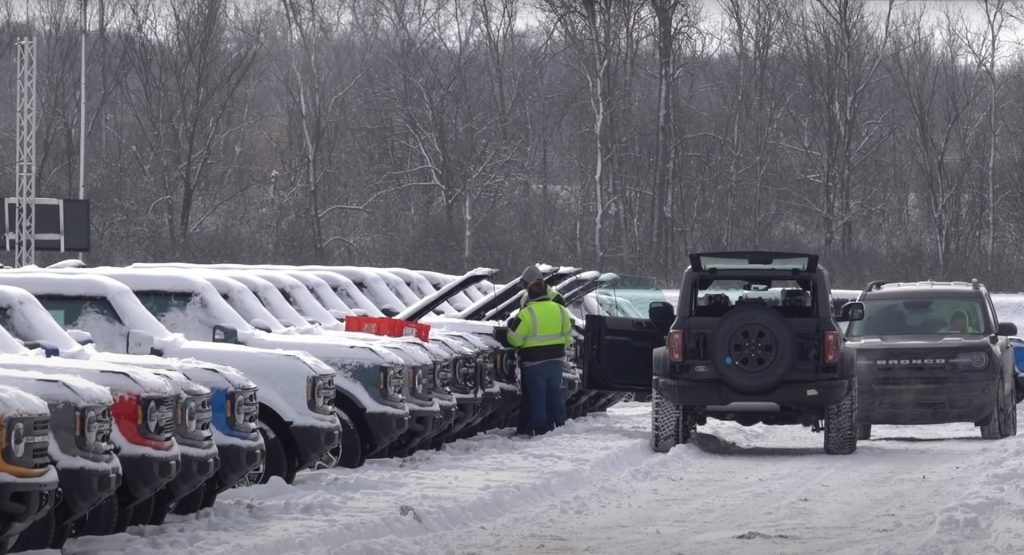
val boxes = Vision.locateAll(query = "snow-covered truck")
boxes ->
[0,369,118,551]
[0,272,340,482]
[0,283,264,510]
[0,385,58,555]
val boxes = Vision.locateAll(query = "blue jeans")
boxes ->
[519,359,567,436]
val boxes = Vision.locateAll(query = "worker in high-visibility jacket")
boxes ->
[507,265,572,436]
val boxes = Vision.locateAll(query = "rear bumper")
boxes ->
[53,463,120,524]
[858,370,997,425]
[212,442,265,493]
[655,377,850,409]
[0,473,58,541]
[292,424,342,470]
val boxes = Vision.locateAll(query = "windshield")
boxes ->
[0,301,81,353]
[847,298,989,336]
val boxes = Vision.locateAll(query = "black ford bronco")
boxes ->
[583,252,860,454]
[843,280,1019,440]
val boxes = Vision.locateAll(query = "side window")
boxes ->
[36,296,128,352]
[133,291,212,341]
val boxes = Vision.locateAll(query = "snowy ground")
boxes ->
[49,402,1024,555]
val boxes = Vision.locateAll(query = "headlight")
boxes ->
[183,399,198,433]
[967,351,990,369]
[412,366,429,394]
[222,388,258,436]
[84,409,98,445]
[436,361,453,388]
[378,366,404,398]
[307,375,336,413]
[456,357,476,389]
[1,415,51,476]
[138,396,175,442]
[10,422,24,458]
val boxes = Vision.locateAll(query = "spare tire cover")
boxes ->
[711,304,795,394]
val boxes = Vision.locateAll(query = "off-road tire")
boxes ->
[259,422,291,484]
[650,388,692,453]
[711,305,795,394]
[127,495,157,527]
[172,483,207,516]
[337,410,365,468]
[981,374,1016,439]
[857,424,872,440]
[824,378,858,455]
[12,504,54,551]
[72,495,119,537]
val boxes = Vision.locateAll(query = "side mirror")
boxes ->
[66,329,95,346]
[838,302,865,322]
[998,322,1018,336]
[212,324,240,344]
[249,319,273,333]
[649,301,674,322]
[328,309,348,321]
[126,329,155,355]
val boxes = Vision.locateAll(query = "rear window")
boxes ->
[690,279,817,318]
[693,253,814,272]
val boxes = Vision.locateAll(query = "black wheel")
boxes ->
[337,410,365,469]
[258,422,292,484]
[172,484,206,516]
[72,495,119,537]
[650,388,692,453]
[128,495,157,527]
[711,305,795,394]
[50,522,72,550]
[200,483,219,510]
[824,378,858,455]
[981,374,1016,439]
[857,424,872,440]
[12,505,54,551]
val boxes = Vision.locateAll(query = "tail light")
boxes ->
[822,331,840,364]
[668,330,685,363]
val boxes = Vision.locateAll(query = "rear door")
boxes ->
[582,314,659,393]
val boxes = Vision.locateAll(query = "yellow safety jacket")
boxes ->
[507,299,573,363]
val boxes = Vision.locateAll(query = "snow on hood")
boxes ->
[0,368,113,406]
[0,384,49,417]
[0,354,175,396]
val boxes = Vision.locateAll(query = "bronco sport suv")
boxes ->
[583,252,860,454]
[844,280,1019,440]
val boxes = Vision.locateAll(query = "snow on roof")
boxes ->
[0,368,112,406]
[215,271,314,331]
[0,271,177,342]
[0,384,49,416]
[279,271,352,314]
[192,273,290,334]
[246,271,341,329]
[310,272,384,317]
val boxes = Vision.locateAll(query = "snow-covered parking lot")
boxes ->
[54,402,1024,555]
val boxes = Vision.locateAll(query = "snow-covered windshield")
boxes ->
[312,272,384,317]
[37,295,137,352]
[200,275,289,333]
[0,289,82,353]
[847,298,989,336]
[226,273,317,330]
[335,269,406,316]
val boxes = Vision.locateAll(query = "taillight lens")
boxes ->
[822,331,840,364]
[668,330,685,363]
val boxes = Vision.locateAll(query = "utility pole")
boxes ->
[79,0,86,203]
[15,37,37,268]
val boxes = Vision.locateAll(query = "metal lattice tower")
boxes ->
[15,38,37,268]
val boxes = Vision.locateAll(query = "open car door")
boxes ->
[582,314,659,393]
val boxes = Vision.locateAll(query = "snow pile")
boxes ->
[48,402,1024,554]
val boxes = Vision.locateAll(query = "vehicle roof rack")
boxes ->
[971,278,981,290]
[863,280,887,293]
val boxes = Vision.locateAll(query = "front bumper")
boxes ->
[362,411,409,457]
[0,473,58,542]
[211,442,265,493]
[858,368,997,425]
[655,377,851,410]
[292,423,342,469]
[163,448,219,499]
[118,453,180,507]
[391,401,442,452]
[53,464,120,524]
